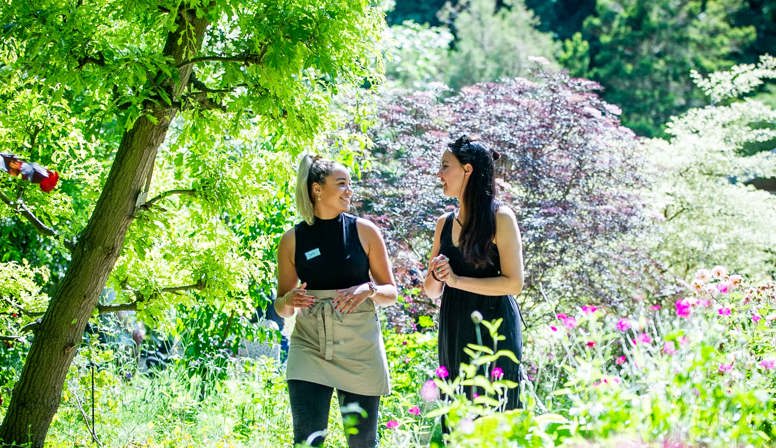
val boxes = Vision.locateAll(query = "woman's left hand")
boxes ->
[334,284,370,313]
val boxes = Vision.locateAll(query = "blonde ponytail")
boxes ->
[296,154,316,225]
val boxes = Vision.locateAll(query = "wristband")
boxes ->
[430,270,442,282]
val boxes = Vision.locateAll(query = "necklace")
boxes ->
[455,214,464,227]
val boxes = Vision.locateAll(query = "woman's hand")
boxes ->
[433,255,459,287]
[334,283,371,313]
[282,282,315,309]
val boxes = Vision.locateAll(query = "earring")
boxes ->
[315,193,321,202]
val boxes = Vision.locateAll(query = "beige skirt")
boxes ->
[285,289,391,396]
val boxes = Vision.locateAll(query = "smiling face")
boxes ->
[437,150,471,199]
[312,164,353,216]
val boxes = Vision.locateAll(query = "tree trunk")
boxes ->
[0,7,209,447]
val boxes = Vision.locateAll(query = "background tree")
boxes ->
[644,55,776,280]
[561,0,756,137]
[440,0,559,90]
[0,1,382,446]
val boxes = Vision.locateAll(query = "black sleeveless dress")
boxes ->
[438,212,523,409]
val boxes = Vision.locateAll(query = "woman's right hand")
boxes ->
[282,282,315,309]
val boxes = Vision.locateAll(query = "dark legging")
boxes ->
[288,379,380,448]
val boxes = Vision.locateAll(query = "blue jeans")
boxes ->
[287,380,380,448]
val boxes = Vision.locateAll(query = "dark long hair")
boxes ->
[449,135,501,268]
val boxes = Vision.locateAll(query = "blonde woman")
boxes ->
[275,154,397,447]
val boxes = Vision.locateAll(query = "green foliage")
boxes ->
[441,0,559,90]
[645,55,776,280]
[433,271,775,447]
[574,0,756,136]
[382,21,453,90]
[0,0,384,365]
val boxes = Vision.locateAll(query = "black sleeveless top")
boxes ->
[294,213,370,290]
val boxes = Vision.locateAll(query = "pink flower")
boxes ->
[616,355,626,365]
[586,341,596,348]
[386,420,399,429]
[718,363,733,373]
[408,406,421,416]
[663,341,677,355]
[691,280,704,292]
[752,314,762,323]
[556,313,577,329]
[550,325,558,332]
[650,304,662,311]
[420,380,439,402]
[694,268,711,283]
[581,305,598,314]
[760,359,776,370]
[717,307,732,316]
[675,299,691,318]
[637,333,652,345]
[491,367,504,380]
[435,365,449,379]
[729,274,743,287]
[458,417,475,434]
[711,265,727,279]
[717,282,731,295]
[616,318,631,332]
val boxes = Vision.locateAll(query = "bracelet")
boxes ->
[430,270,442,282]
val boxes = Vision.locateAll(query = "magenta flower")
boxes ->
[586,341,596,348]
[491,367,504,380]
[556,313,577,329]
[435,365,449,379]
[650,304,662,311]
[717,307,732,316]
[716,281,731,294]
[760,359,776,370]
[616,318,631,332]
[408,406,421,416]
[637,333,652,345]
[386,420,399,429]
[616,355,626,365]
[718,363,733,373]
[581,305,598,314]
[420,380,439,402]
[752,314,762,323]
[550,325,558,332]
[675,298,691,318]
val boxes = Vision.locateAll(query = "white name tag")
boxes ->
[305,248,321,260]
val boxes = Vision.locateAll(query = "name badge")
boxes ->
[305,248,321,260]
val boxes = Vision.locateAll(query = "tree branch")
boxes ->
[138,188,196,211]
[0,190,57,236]
[177,44,268,69]
[96,281,206,313]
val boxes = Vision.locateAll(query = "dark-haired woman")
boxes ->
[423,136,524,410]
[275,154,397,447]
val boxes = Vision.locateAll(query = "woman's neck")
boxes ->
[314,206,342,220]
[457,202,468,225]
